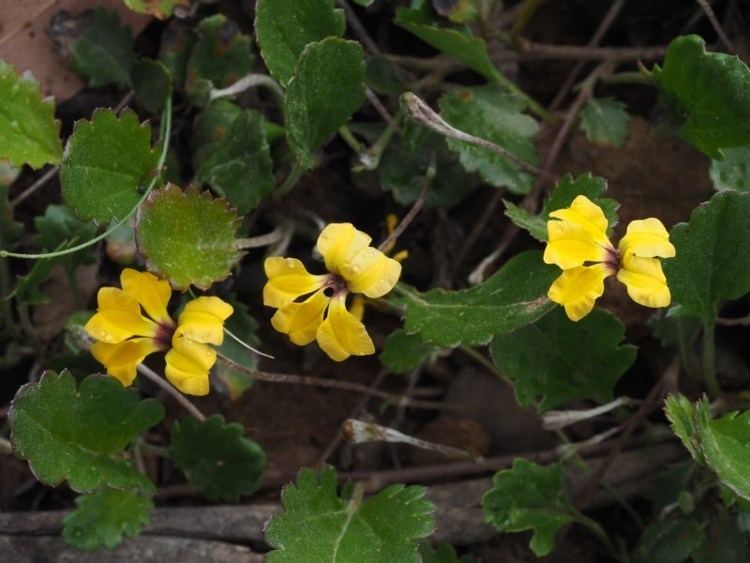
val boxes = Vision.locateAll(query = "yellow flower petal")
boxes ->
[618,218,676,259]
[271,289,329,345]
[349,295,366,322]
[616,254,671,308]
[340,247,402,298]
[548,195,610,240]
[316,296,375,361]
[120,268,173,324]
[316,223,371,274]
[544,220,612,270]
[91,338,159,387]
[263,257,325,308]
[547,264,613,321]
[164,337,216,396]
[175,296,233,345]
[85,287,158,343]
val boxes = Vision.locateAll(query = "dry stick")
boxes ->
[467,64,607,284]
[505,42,667,62]
[377,154,435,252]
[137,364,207,422]
[9,91,135,209]
[572,359,679,511]
[549,0,626,111]
[216,353,450,411]
[694,0,734,52]
[336,0,380,56]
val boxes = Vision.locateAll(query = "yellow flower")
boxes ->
[85,269,233,396]
[263,223,402,361]
[544,196,675,321]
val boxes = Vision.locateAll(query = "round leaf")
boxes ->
[135,184,242,290]
[61,108,160,223]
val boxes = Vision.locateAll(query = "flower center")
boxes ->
[153,321,176,350]
[323,274,348,298]
[604,246,621,273]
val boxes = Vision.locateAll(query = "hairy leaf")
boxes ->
[132,58,172,115]
[654,35,750,158]
[440,86,539,194]
[393,251,558,347]
[186,14,254,106]
[710,145,750,192]
[135,185,242,290]
[266,466,435,562]
[482,459,579,557]
[69,9,134,88]
[61,109,160,223]
[664,190,750,323]
[579,97,630,148]
[170,415,265,502]
[666,394,750,501]
[285,38,365,167]
[255,0,345,86]
[9,371,163,493]
[490,308,637,412]
[63,488,153,550]
[0,61,62,168]
[196,109,275,214]
[380,329,437,374]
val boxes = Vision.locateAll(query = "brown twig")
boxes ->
[216,353,450,411]
[377,153,435,252]
[499,42,667,62]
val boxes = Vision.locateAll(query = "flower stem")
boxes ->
[702,321,721,397]
[0,96,173,260]
[137,363,206,421]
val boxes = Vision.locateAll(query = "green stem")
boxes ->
[338,125,364,154]
[0,96,173,260]
[702,322,721,397]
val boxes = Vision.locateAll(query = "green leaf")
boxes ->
[169,415,265,502]
[393,250,558,347]
[665,394,750,501]
[419,541,473,563]
[482,459,579,557]
[215,300,261,400]
[69,8,134,88]
[633,516,705,563]
[664,190,750,323]
[196,109,275,214]
[490,308,636,413]
[255,0,345,86]
[186,15,254,106]
[710,145,750,192]
[192,99,243,169]
[61,108,160,223]
[63,488,153,551]
[135,184,242,290]
[9,370,163,494]
[648,309,702,349]
[123,0,189,18]
[653,35,750,158]
[0,61,62,168]
[159,21,196,90]
[379,120,469,207]
[579,97,630,148]
[439,86,539,194]
[504,173,619,242]
[266,466,435,562]
[380,329,437,374]
[132,58,172,116]
[285,38,365,167]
